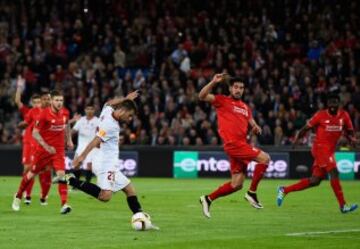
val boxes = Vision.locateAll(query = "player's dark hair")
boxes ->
[31,94,40,100]
[228,76,246,87]
[85,100,95,108]
[119,99,137,113]
[50,90,63,98]
[40,90,50,96]
[327,93,340,102]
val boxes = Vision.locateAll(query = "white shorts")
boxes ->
[92,157,130,192]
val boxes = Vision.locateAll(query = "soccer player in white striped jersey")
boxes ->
[72,104,99,183]
[54,91,158,229]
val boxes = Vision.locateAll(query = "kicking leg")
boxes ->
[122,183,142,214]
[277,176,322,207]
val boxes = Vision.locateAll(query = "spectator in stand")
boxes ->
[0,0,359,148]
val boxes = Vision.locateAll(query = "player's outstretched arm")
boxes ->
[344,129,359,148]
[14,76,25,109]
[249,118,262,135]
[32,128,56,154]
[107,90,139,107]
[68,113,81,125]
[293,124,311,147]
[198,73,226,102]
[73,136,101,169]
[65,123,74,150]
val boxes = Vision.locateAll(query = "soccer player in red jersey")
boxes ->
[20,91,53,205]
[15,76,41,204]
[198,74,271,218]
[12,90,74,214]
[277,94,358,213]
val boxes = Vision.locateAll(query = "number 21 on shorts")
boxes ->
[107,171,115,182]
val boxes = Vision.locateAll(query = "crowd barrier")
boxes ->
[0,145,359,180]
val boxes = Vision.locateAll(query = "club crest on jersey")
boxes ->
[233,106,248,117]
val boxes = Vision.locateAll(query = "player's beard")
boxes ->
[329,107,338,115]
[231,93,242,100]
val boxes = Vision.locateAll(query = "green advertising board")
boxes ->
[335,152,355,180]
[173,151,198,178]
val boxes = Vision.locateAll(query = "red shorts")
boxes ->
[224,141,261,175]
[22,142,33,165]
[31,149,65,174]
[311,149,336,179]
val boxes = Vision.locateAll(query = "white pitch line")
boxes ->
[286,229,360,236]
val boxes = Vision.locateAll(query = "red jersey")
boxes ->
[308,109,354,152]
[35,107,70,153]
[19,105,31,143]
[19,105,30,118]
[211,95,252,144]
[24,107,43,144]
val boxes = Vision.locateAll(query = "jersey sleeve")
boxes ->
[96,121,112,142]
[247,106,253,120]
[211,95,224,108]
[19,105,30,118]
[307,112,321,128]
[343,111,354,131]
[24,109,34,124]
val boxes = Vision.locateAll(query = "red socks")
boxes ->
[249,164,268,192]
[208,182,238,201]
[330,178,345,207]
[24,172,35,198]
[39,171,52,200]
[284,178,311,194]
[16,174,32,199]
[58,183,68,206]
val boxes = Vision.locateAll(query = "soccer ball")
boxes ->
[131,212,152,231]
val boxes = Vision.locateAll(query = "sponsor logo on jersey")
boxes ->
[325,125,342,131]
[233,106,248,117]
[49,124,66,131]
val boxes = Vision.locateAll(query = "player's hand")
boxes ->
[292,134,300,149]
[126,90,140,101]
[72,113,81,122]
[211,73,227,84]
[73,155,85,169]
[251,124,262,135]
[45,145,56,154]
[16,75,25,90]
[67,140,74,150]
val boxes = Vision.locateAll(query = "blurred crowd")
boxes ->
[0,0,359,147]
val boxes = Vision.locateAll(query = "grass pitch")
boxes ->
[0,177,359,249]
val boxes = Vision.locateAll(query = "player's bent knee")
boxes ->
[257,152,270,164]
[233,184,243,190]
[98,190,112,202]
[231,182,243,190]
[263,152,271,164]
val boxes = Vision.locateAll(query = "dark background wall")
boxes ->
[2,145,359,179]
